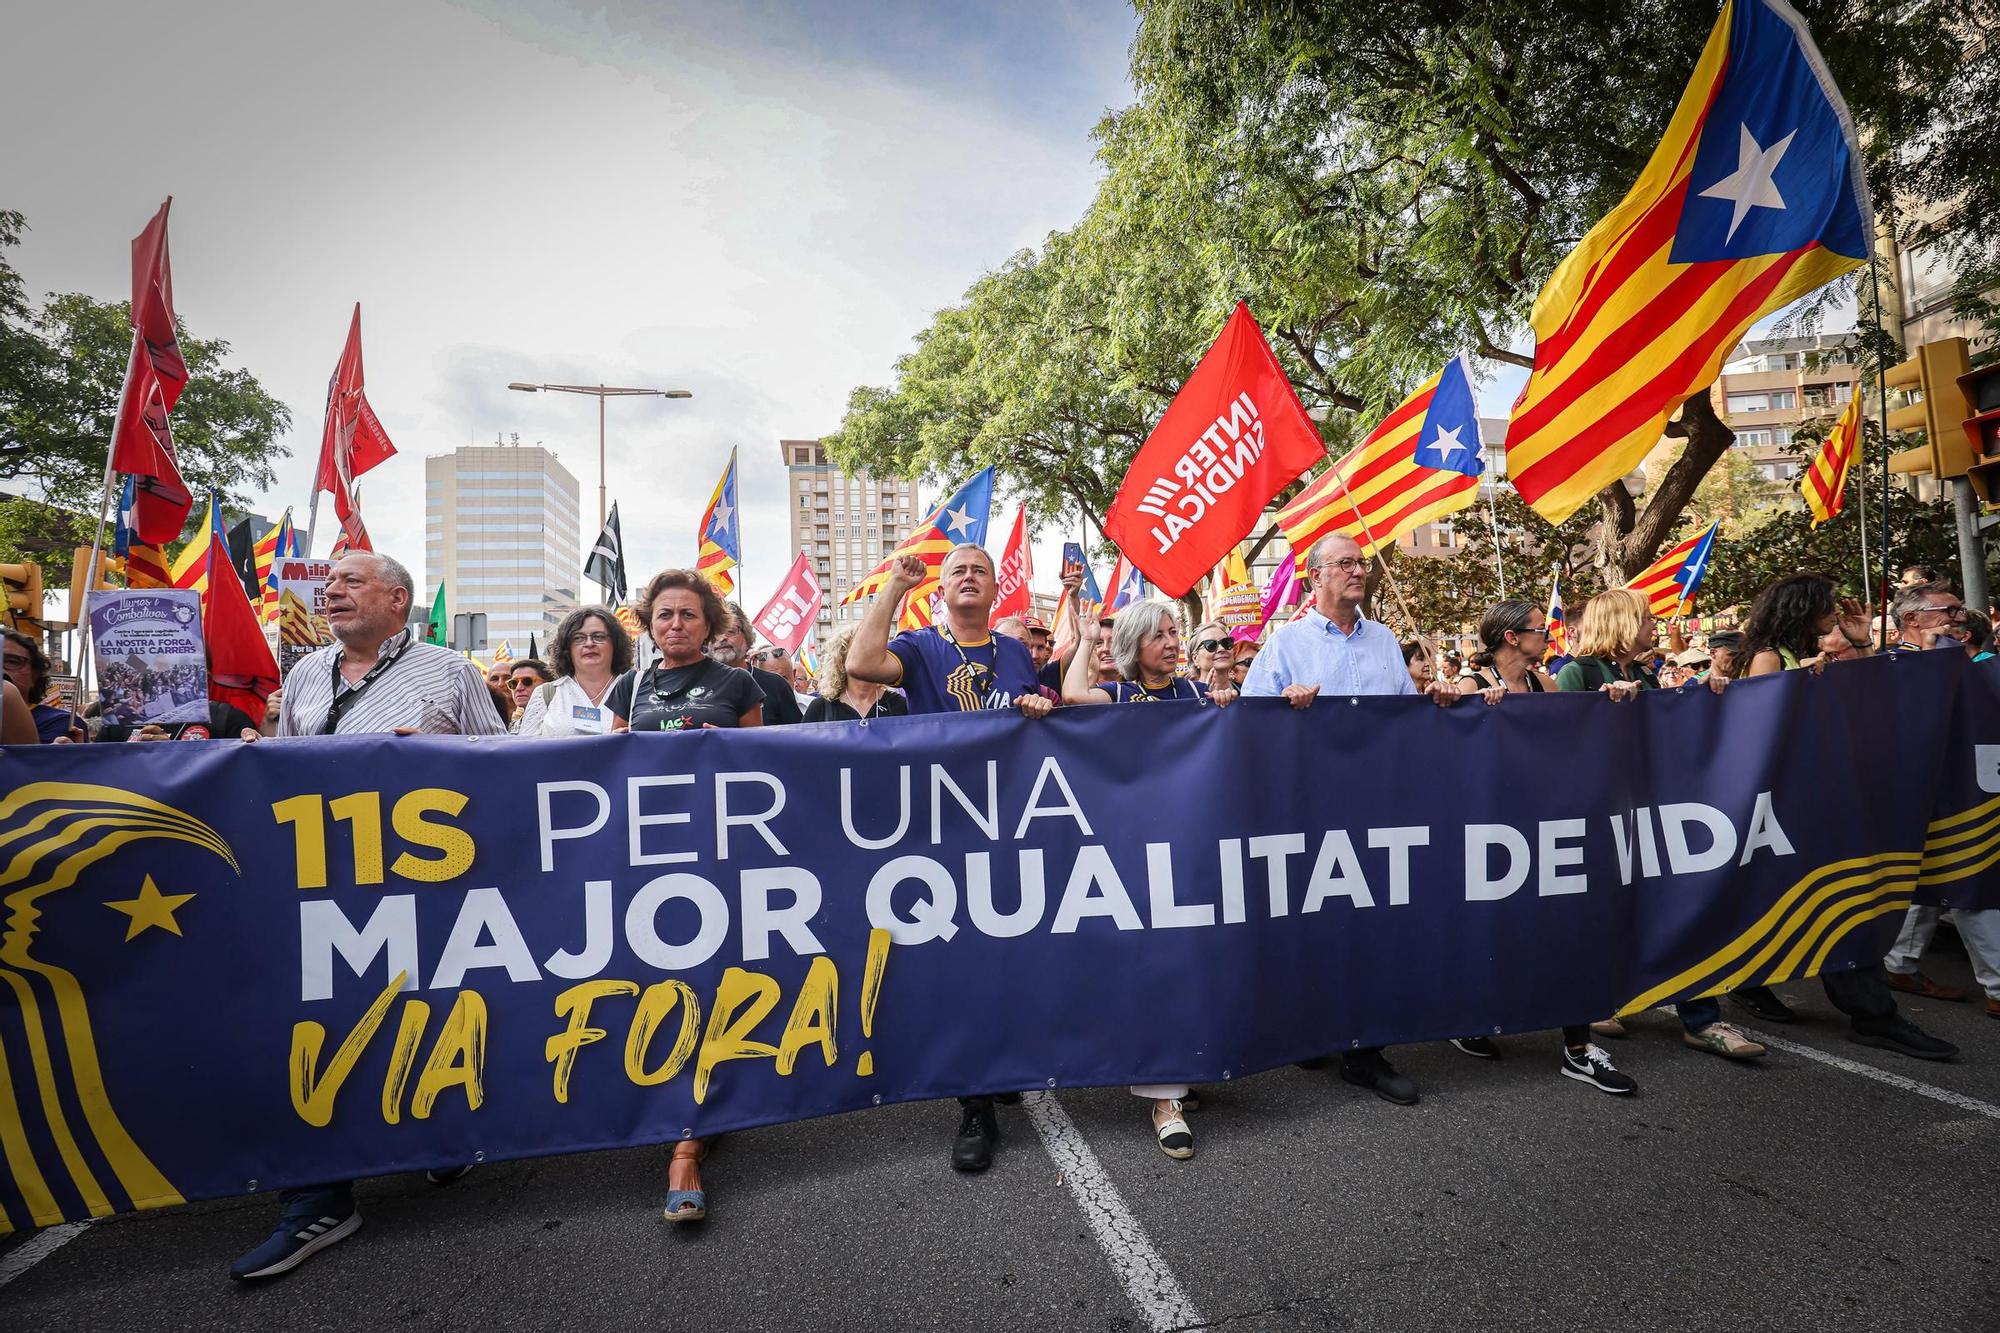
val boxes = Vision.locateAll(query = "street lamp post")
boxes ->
[507,381,692,531]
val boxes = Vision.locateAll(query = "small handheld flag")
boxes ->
[842,468,994,631]
[1545,572,1570,660]
[991,507,1034,622]
[1507,0,1872,524]
[1801,396,1860,526]
[1277,357,1484,561]
[1627,522,1721,617]
[696,450,742,596]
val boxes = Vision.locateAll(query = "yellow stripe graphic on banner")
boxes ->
[0,783,238,1226]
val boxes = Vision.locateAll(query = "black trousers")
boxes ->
[1821,962,1898,1028]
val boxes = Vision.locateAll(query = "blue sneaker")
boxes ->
[228,1192,361,1280]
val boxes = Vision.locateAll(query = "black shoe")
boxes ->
[1852,1017,1960,1061]
[1449,1036,1499,1059]
[1294,1055,1332,1070]
[425,1164,474,1185]
[1339,1050,1419,1105]
[991,1091,1023,1106]
[951,1103,998,1171]
[1560,1043,1638,1094]
[1180,1087,1201,1113]
[1729,986,1797,1024]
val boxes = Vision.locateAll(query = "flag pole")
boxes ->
[77,333,143,708]
[1318,449,1439,673]
[1484,481,1508,600]
[1866,253,1895,648]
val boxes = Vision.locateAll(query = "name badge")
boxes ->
[572,704,602,722]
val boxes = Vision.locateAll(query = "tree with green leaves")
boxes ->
[830,0,1998,589]
[0,211,291,581]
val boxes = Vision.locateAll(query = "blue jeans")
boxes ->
[1676,997,1721,1032]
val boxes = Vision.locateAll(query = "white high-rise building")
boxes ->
[781,438,920,633]
[425,438,581,654]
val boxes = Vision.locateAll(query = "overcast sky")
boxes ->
[1,0,1138,605]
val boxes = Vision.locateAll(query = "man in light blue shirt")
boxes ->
[1241,534,1459,1105]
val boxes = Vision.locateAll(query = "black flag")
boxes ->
[584,502,627,603]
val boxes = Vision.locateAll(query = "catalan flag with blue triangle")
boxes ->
[1106,552,1148,613]
[842,468,994,631]
[1545,571,1570,662]
[1627,521,1720,618]
[113,476,174,588]
[169,492,225,593]
[1507,0,1872,524]
[1277,357,1483,560]
[696,448,742,596]
[255,508,303,622]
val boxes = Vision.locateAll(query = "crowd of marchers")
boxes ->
[4,543,1992,1283]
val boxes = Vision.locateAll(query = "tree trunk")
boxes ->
[1601,389,1736,582]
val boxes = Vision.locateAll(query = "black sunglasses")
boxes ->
[1191,638,1233,654]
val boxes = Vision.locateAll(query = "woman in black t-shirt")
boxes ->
[803,626,911,723]
[607,571,764,736]
[605,569,759,1226]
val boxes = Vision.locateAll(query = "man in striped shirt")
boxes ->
[231,551,505,1281]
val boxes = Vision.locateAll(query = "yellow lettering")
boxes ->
[288,970,407,1127]
[410,990,488,1119]
[329,792,385,885]
[380,999,431,1125]
[273,794,327,889]
[624,980,701,1087]
[547,980,638,1103]
[694,968,781,1104]
[775,956,839,1075]
[391,788,475,883]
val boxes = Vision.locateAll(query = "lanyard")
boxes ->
[320,636,412,735]
[939,628,998,709]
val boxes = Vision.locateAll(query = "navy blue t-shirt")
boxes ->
[886,627,1041,715]
[1106,678,1207,704]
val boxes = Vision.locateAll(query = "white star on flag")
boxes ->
[942,503,975,537]
[1699,123,1796,243]
[708,498,733,532]
[1427,424,1467,463]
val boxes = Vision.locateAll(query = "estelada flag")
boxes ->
[1545,572,1570,660]
[1277,357,1484,559]
[1104,302,1326,598]
[109,198,194,544]
[1627,521,1720,617]
[751,550,824,654]
[315,305,398,522]
[696,448,742,597]
[1050,559,1104,663]
[1802,395,1860,525]
[842,468,994,631]
[198,491,280,719]
[1506,0,1871,524]
[990,507,1033,623]
[1105,551,1147,614]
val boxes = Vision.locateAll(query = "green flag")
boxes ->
[426,581,447,645]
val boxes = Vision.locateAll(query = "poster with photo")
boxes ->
[273,557,333,677]
[87,590,208,726]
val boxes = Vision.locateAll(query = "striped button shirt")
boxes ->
[277,629,511,737]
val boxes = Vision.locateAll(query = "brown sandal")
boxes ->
[665,1138,708,1222]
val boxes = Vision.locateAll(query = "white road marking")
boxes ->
[1739,1025,2000,1121]
[1023,1092,1203,1332]
[0,1221,92,1289]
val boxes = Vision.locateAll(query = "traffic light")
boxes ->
[1885,337,1977,479]
[0,561,45,631]
[1960,360,2000,503]
[68,546,122,626]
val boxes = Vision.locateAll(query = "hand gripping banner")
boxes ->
[1,651,1991,1231]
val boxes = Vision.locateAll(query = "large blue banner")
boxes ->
[3,650,1995,1232]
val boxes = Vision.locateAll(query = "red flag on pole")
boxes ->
[109,198,193,544]
[315,305,398,521]
[331,503,374,556]
[750,551,825,655]
[990,506,1033,622]
[200,497,280,721]
[1103,302,1325,598]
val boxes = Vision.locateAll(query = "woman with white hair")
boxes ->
[1061,597,1233,1158]
[804,625,910,722]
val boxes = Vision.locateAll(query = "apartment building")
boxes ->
[424,438,581,652]
[780,439,921,633]
[1710,334,1860,484]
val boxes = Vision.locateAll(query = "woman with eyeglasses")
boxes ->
[1441,600,1639,1093]
[1062,597,1232,1158]
[515,607,633,737]
[605,571,762,1225]
[2,629,78,742]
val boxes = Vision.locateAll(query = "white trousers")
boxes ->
[1129,1084,1189,1100]
[1884,906,2000,998]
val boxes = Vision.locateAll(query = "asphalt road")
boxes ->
[7,949,2000,1333]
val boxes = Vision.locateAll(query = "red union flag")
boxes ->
[1104,302,1326,597]
[990,506,1032,622]
[751,551,824,654]
[315,304,398,521]
[109,198,194,544]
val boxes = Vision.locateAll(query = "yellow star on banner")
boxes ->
[104,876,196,941]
